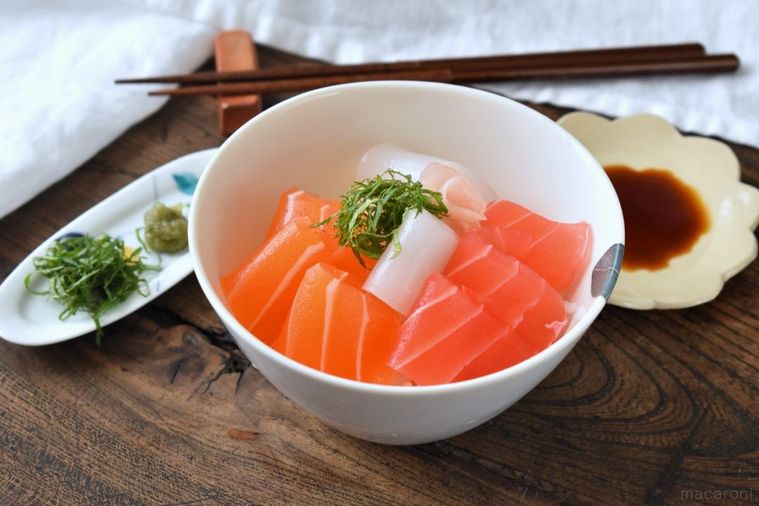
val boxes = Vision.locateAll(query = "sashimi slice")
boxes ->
[484,200,592,296]
[445,230,567,348]
[357,293,406,384]
[264,187,339,242]
[389,274,510,385]
[223,188,335,294]
[222,217,332,344]
[356,143,498,203]
[476,224,531,259]
[453,296,565,382]
[262,187,371,280]
[453,331,535,382]
[277,263,346,370]
[321,276,364,379]
[454,283,568,384]
[274,263,403,384]
[363,209,458,315]
[420,163,487,233]
[328,246,373,284]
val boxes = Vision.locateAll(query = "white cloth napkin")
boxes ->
[0,0,213,219]
[132,0,758,145]
[2,0,757,219]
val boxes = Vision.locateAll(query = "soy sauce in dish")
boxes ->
[604,165,710,271]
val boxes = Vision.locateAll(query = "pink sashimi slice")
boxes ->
[355,143,499,202]
[420,162,487,233]
[388,273,511,385]
[446,230,567,344]
[444,230,568,379]
[453,330,536,382]
[484,200,592,296]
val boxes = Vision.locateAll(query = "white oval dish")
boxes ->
[558,112,759,310]
[0,148,216,346]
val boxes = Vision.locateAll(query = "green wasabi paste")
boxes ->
[144,202,188,253]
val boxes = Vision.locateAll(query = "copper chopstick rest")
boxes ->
[214,30,262,135]
[145,54,739,98]
[116,42,707,85]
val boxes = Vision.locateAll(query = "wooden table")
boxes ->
[1,46,756,505]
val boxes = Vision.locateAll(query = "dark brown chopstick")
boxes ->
[147,54,739,97]
[149,68,455,96]
[117,43,706,85]
[455,54,739,81]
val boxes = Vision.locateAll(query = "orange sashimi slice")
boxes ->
[328,246,374,284]
[321,272,364,379]
[274,263,403,384]
[263,187,371,281]
[264,187,339,242]
[484,200,592,296]
[222,217,332,344]
[388,274,510,386]
[356,290,406,385]
[275,263,348,370]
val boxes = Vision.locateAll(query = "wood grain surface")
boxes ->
[0,46,756,506]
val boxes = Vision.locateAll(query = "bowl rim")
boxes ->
[189,80,622,395]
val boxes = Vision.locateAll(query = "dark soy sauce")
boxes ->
[604,165,710,271]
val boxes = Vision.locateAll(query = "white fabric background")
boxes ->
[2,0,757,218]
[0,0,213,218]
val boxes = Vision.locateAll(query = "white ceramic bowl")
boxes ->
[189,82,625,445]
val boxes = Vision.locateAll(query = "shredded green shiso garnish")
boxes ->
[24,234,159,344]
[319,170,448,266]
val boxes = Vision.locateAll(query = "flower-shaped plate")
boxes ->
[559,112,758,309]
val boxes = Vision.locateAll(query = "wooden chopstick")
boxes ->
[150,68,455,96]
[454,54,739,81]
[147,54,739,97]
[117,43,706,85]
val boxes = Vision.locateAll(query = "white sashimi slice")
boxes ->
[363,209,459,315]
[357,144,493,233]
[356,143,498,202]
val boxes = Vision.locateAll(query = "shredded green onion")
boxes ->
[25,234,159,344]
